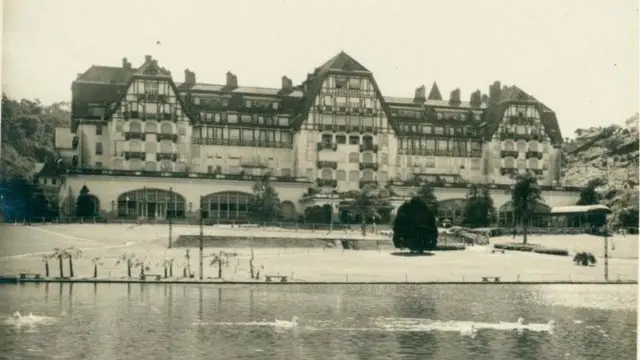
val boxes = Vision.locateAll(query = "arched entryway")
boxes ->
[280,201,297,221]
[438,198,466,226]
[201,191,252,220]
[498,200,551,227]
[117,188,186,219]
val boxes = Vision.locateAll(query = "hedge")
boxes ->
[434,244,466,251]
[493,243,569,256]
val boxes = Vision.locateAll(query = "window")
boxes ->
[349,170,359,182]
[434,126,444,135]
[281,168,291,177]
[245,100,252,108]
[422,126,432,134]
[240,115,252,124]
[115,121,123,132]
[336,135,346,144]
[272,102,280,110]
[95,162,103,169]
[278,117,290,126]
[336,170,346,181]
[207,165,213,173]
[227,114,238,124]
[96,142,103,155]
[321,169,332,180]
[437,140,448,151]
[516,125,526,134]
[96,125,103,135]
[504,158,515,168]
[349,135,359,145]
[504,141,514,151]
[335,76,348,89]
[321,134,333,144]
[228,129,240,140]
[349,153,359,163]
[178,125,186,136]
[91,107,105,117]
[242,129,254,141]
[145,81,158,95]
[280,132,292,143]
[348,78,361,90]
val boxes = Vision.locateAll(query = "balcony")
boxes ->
[124,151,146,161]
[359,180,378,189]
[500,167,517,176]
[526,150,543,160]
[317,142,337,151]
[125,132,146,141]
[316,179,337,188]
[359,144,379,153]
[470,149,482,158]
[359,162,379,171]
[137,94,168,103]
[500,132,543,142]
[500,150,519,158]
[157,133,178,142]
[191,138,293,148]
[531,169,544,176]
[317,161,338,170]
[156,153,178,162]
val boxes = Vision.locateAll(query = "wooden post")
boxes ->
[199,195,204,280]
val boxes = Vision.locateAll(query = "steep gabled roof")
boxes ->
[427,82,443,100]
[292,51,398,132]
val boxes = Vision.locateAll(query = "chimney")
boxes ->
[414,85,426,103]
[488,81,501,105]
[226,71,238,88]
[76,73,83,80]
[184,69,196,85]
[449,88,461,106]
[281,76,293,93]
[122,57,131,69]
[145,55,152,62]
[470,90,482,108]
[481,94,489,105]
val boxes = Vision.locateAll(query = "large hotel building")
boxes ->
[47,52,580,223]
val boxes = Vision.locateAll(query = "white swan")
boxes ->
[274,316,299,328]
[13,311,21,319]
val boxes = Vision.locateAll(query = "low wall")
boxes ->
[174,235,394,250]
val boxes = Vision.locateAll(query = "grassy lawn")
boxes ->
[0,225,636,283]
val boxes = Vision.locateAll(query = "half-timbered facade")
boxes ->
[50,52,579,221]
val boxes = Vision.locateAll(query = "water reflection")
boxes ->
[0,284,636,360]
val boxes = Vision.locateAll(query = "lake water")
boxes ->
[0,284,636,360]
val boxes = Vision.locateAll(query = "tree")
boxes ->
[347,184,385,236]
[134,258,150,278]
[209,251,230,279]
[116,253,135,278]
[462,184,496,228]
[183,249,192,277]
[76,185,97,217]
[248,176,281,222]
[41,255,52,277]
[65,248,82,278]
[416,184,439,214]
[163,258,174,278]
[91,257,103,278]
[392,196,439,253]
[576,180,606,227]
[573,252,597,266]
[511,172,543,244]
[52,248,67,278]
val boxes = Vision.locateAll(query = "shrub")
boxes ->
[534,248,569,256]
[434,244,466,251]
[573,251,597,266]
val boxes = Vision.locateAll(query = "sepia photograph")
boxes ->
[0,0,638,359]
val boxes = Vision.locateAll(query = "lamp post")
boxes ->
[199,195,204,280]
[168,187,173,249]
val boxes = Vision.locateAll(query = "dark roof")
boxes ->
[427,82,443,100]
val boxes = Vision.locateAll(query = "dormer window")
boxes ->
[272,101,280,110]
[437,112,443,120]
[246,100,252,108]
[348,78,361,90]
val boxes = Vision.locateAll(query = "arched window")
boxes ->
[160,122,173,134]
[349,170,359,182]
[517,141,527,152]
[529,141,539,152]
[349,152,359,163]
[130,141,142,152]
[117,188,186,219]
[321,169,332,180]
[529,159,539,169]
[362,152,373,163]
[336,170,346,181]
[280,201,297,220]
[144,122,157,133]
[361,170,374,181]
[144,161,156,172]
[160,141,173,153]
[517,159,526,170]
[129,159,143,171]
[201,191,252,219]
[129,121,142,133]
[504,158,515,168]
[504,141,514,151]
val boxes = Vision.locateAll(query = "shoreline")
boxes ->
[1,277,636,285]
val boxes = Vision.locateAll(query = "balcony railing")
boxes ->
[137,94,168,103]
[125,132,146,141]
[359,162,379,171]
[317,161,338,170]
[531,169,544,175]
[359,144,379,153]
[156,153,178,162]
[316,179,337,188]
[124,151,146,161]
[317,142,338,151]
[500,150,519,158]
[499,132,543,142]
[500,167,517,176]
[359,180,379,189]
[191,138,293,148]
[526,151,543,160]
[157,133,178,142]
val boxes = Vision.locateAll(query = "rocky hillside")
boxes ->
[562,113,639,226]
[1,94,70,179]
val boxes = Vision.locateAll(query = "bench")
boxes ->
[481,276,501,283]
[491,249,505,254]
[265,275,288,283]
[140,274,163,281]
[19,273,41,280]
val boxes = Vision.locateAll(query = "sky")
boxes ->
[2,0,638,138]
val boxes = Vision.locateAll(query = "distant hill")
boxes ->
[562,113,639,226]
[1,94,70,179]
